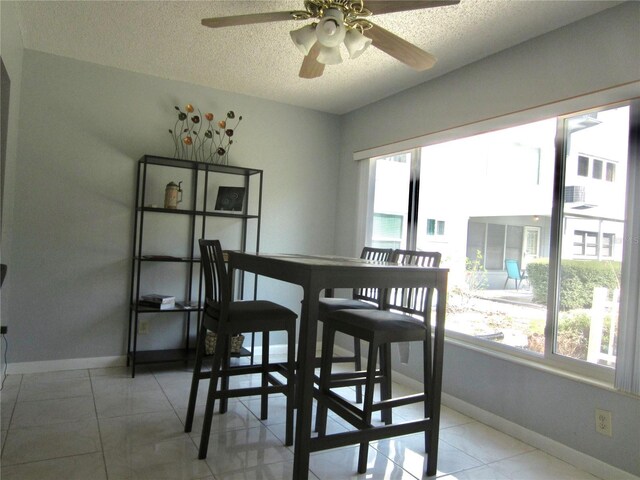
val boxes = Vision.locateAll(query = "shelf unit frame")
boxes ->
[127,155,262,377]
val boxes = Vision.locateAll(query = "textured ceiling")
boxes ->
[15,0,622,114]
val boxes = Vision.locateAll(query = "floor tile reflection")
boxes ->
[0,366,608,480]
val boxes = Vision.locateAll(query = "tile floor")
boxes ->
[0,359,602,480]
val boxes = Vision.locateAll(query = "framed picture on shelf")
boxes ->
[215,186,245,212]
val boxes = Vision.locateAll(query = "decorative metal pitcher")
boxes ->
[164,181,183,209]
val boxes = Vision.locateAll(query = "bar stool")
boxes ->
[316,246,393,403]
[315,249,441,474]
[184,239,297,459]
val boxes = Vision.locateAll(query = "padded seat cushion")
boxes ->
[319,297,377,313]
[325,309,428,344]
[205,300,297,333]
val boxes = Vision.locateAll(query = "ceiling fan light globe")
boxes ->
[317,45,343,65]
[290,24,317,56]
[323,21,337,36]
[344,28,372,59]
[316,8,346,48]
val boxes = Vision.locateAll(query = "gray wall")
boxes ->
[338,3,640,476]
[3,48,340,362]
[0,1,24,341]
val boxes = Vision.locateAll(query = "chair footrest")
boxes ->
[314,370,384,390]
[310,419,432,452]
[197,363,284,380]
[314,387,368,429]
[314,356,358,368]
[213,384,288,400]
[370,393,425,412]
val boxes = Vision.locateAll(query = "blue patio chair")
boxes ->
[504,259,525,290]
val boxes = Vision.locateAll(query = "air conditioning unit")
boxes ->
[564,185,585,203]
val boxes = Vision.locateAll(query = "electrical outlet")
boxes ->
[0,326,7,335]
[138,320,150,335]
[595,409,612,437]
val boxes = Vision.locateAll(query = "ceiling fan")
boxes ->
[201,0,460,79]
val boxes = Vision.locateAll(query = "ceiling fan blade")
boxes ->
[365,0,460,15]
[364,23,436,71]
[202,11,294,28]
[299,43,325,79]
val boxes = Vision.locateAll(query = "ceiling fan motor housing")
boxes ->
[316,8,346,47]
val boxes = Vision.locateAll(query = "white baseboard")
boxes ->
[3,345,295,375]
[6,355,127,375]
[331,345,638,480]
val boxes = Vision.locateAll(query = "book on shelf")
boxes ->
[138,300,175,310]
[140,294,175,305]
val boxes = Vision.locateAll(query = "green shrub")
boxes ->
[556,310,591,359]
[526,259,620,311]
[527,261,550,304]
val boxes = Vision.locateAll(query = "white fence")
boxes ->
[587,287,619,366]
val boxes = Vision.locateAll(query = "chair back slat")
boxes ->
[199,239,231,317]
[384,249,442,317]
[352,247,394,304]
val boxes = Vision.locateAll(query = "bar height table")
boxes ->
[228,252,448,479]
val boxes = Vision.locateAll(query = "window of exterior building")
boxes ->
[602,233,615,257]
[427,219,436,235]
[592,159,603,179]
[578,155,589,176]
[427,219,446,236]
[606,162,616,182]
[574,230,599,257]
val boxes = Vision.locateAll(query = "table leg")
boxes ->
[427,284,447,476]
[292,284,321,480]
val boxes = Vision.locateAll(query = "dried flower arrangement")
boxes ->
[169,104,243,164]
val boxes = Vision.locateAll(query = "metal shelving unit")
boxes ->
[127,155,262,377]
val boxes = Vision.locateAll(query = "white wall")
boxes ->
[339,3,640,476]
[4,49,340,363]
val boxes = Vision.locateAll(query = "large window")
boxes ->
[367,102,637,379]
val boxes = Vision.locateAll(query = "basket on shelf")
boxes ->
[204,331,244,355]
